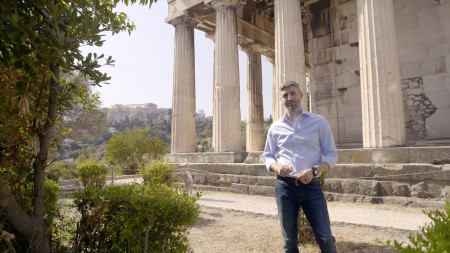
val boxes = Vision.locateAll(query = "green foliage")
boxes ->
[46,161,77,181]
[141,159,177,186]
[385,201,450,253]
[105,127,168,174]
[73,183,200,252]
[0,0,158,250]
[76,157,108,188]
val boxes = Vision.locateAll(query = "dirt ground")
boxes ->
[187,206,412,253]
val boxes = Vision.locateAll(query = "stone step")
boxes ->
[175,170,449,201]
[166,146,450,164]
[176,163,271,176]
[329,163,450,180]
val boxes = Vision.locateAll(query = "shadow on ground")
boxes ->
[336,241,396,253]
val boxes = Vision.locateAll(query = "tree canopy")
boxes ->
[0,0,156,251]
[105,127,168,174]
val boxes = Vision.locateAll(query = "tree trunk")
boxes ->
[0,64,60,252]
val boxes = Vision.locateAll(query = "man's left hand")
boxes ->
[296,168,314,184]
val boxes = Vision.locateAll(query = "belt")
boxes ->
[277,175,320,186]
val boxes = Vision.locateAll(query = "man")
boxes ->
[263,81,338,253]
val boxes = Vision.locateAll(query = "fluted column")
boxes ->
[242,46,265,151]
[357,0,405,148]
[266,55,279,121]
[212,0,243,152]
[274,0,307,119]
[169,16,197,153]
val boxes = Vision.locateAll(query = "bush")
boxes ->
[76,157,108,188]
[46,161,77,181]
[73,184,200,252]
[141,159,176,186]
[385,201,450,252]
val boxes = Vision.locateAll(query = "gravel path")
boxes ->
[197,191,431,231]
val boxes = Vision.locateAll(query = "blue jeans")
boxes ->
[275,179,336,253]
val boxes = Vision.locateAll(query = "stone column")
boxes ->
[357,0,405,148]
[242,46,265,151]
[266,55,279,121]
[274,0,307,119]
[169,15,197,153]
[212,0,243,152]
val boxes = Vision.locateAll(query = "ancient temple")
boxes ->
[166,0,450,153]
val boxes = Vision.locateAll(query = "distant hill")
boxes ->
[107,103,211,124]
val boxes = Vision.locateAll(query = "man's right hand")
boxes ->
[272,163,293,177]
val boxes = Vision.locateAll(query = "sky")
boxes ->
[84,1,274,119]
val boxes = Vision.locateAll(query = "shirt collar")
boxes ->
[281,109,311,123]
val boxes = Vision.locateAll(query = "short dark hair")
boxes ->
[280,81,300,91]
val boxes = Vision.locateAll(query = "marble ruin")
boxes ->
[166,0,450,153]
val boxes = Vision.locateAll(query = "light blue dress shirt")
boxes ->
[263,110,338,177]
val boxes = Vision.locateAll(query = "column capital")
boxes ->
[211,0,245,9]
[239,44,254,55]
[167,14,198,27]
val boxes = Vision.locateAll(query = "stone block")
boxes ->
[421,56,447,76]
[207,174,221,186]
[395,13,418,31]
[399,60,421,79]
[310,48,333,65]
[423,73,450,92]
[238,175,257,185]
[327,164,376,178]
[409,147,450,163]
[378,182,411,197]
[310,63,333,78]
[336,43,358,60]
[240,164,271,176]
[335,70,360,89]
[325,178,380,196]
[232,183,249,194]
[204,152,247,163]
[243,151,264,163]
[192,173,206,184]
[256,176,276,187]
[336,1,356,21]
[248,185,275,197]
[209,164,241,174]
[426,108,450,138]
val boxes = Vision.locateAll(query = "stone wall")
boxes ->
[308,0,450,146]
[401,77,437,142]
[308,0,362,147]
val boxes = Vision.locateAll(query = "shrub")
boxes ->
[76,157,108,188]
[140,159,176,186]
[46,161,77,181]
[385,201,450,252]
[73,183,200,252]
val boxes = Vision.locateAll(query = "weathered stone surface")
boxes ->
[248,185,274,197]
[243,151,264,164]
[232,183,249,194]
[256,176,276,187]
[238,175,257,185]
[192,173,206,184]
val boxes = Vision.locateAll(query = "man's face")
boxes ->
[280,86,303,111]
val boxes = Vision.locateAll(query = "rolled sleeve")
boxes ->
[263,130,278,172]
[319,118,338,168]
